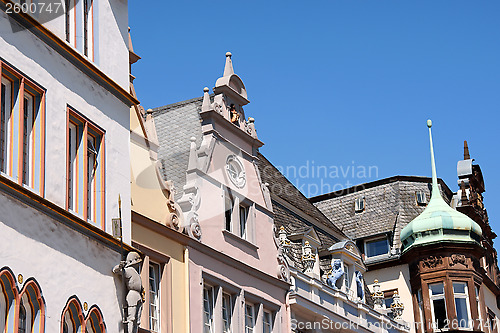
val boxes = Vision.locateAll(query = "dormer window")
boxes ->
[364,237,389,258]
[416,190,427,206]
[354,196,365,212]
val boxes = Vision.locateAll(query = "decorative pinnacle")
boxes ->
[202,87,211,111]
[464,140,470,160]
[374,279,379,283]
[190,137,196,142]
[223,51,234,77]
[427,119,441,199]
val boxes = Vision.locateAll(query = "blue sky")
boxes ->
[130,1,500,248]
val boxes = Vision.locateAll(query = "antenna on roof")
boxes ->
[427,119,441,199]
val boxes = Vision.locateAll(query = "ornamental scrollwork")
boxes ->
[421,255,443,269]
[450,254,468,267]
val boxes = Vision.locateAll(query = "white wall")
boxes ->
[0,10,131,242]
[0,189,124,332]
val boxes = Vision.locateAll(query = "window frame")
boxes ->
[429,282,448,331]
[65,0,94,60]
[245,302,255,333]
[263,309,273,333]
[222,292,232,333]
[66,107,105,227]
[222,186,255,244]
[148,262,161,333]
[452,281,472,329]
[354,196,365,212]
[203,285,215,333]
[0,61,45,195]
[364,237,390,258]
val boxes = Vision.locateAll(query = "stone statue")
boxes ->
[326,259,344,289]
[113,252,144,333]
[355,271,364,300]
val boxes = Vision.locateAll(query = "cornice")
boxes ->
[0,174,134,254]
[132,211,290,289]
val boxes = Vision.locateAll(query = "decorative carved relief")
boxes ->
[273,225,291,283]
[164,180,183,231]
[421,255,443,269]
[178,181,202,241]
[450,254,468,267]
[214,102,223,114]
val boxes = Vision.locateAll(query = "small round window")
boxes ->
[226,155,246,188]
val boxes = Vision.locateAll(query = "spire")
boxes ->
[427,119,441,199]
[223,52,234,77]
[464,140,470,160]
[201,87,211,112]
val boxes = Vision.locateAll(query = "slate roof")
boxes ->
[310,176,453,250]
[150,96,206,200]
[256,153,346,239]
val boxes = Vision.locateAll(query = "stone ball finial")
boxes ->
[203,87,209,93]
[427,119,432,128]
[248,117,255,123]
[374,279,379,283]
[280,226,285,231]
[146,108,153,114]
[190,137,196,142]
[226,51,232,57]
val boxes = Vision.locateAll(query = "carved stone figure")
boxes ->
[355,271,364,300]
[113,252,144,333]
[326,259,344,289]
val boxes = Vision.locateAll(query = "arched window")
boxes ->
[18,280,45,333]
[18,302,27,333]
[0,268,19,333]
[61,297,84,333]
[85,307,105,333]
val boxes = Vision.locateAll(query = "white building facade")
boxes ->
[0,1,135,332]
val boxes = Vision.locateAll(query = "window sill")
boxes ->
[222,230,259,251]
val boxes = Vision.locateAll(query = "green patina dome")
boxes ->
[400,121,482,253]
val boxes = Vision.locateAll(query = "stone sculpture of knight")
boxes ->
[113,251,144,333]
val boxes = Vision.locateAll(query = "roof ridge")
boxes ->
[151,95,205,113]
[309,175,452,202]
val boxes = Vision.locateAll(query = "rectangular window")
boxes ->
[263,310,273,333]
[222,293,232,333]
[488,310,498,333]
[0,77,12,174]
[355,196,365,212]
[22,92,34,186]
[0,63,44,194]
[343,265,350,291]
[365,238,389,258]
[67,109,104,225]
[245,303,255,333]
[224,189,233,232]
[149,262,161,332]
[65,0,94,60]
[239,205,249,239]
[453,282,471,328]
[429,283,447,330]
[417,289,425,331]
[416,190,427,205]
[203,286,214,333]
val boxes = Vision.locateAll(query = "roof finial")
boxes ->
[202,87,211,112]
[460,180,469,205]
[223,52,234,77]
[427,119,441,199]
[464,140,470,160]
